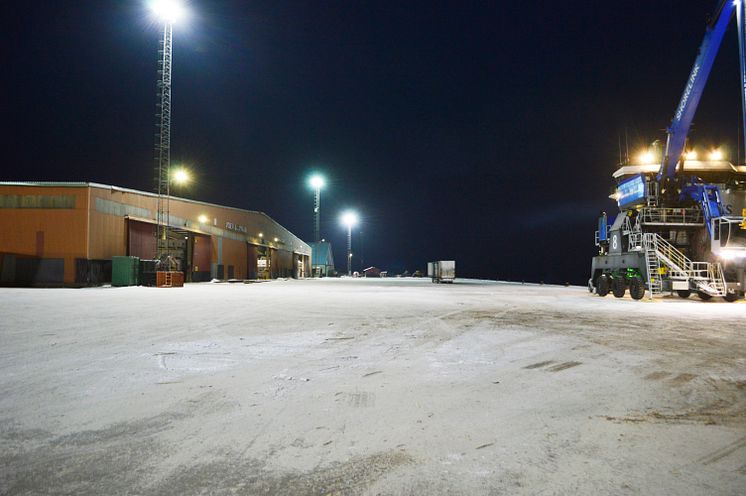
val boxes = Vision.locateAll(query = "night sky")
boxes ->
[2,1,743,283]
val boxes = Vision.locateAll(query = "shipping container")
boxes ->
[112,256,139,286]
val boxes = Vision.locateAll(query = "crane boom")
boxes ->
[657,0,735,183]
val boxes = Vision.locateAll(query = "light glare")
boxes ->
[685,150,698,160]
[150,0,188,23]
[172,168,190,185]
[709,149,724,161]
[309,175,325,189]
[719,250,746,260]
[341,211,359,227]
[638,150,655,165]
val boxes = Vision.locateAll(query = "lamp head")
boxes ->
[172,167,190,185]
[341,211,359,228]
[150,0,188,23]
[309,174,325,189]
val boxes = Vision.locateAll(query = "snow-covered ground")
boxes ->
[1,278,744,495]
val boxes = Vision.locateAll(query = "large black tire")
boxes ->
[612,276,626,298]
[724,290,739,302]
[676,290,691,299]
[596,275,610,297]
[629,276,645,300]
[697,290,712,301]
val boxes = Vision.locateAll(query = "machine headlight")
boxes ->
[719,250,746,261]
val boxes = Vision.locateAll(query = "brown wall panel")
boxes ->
[0,186,89,283]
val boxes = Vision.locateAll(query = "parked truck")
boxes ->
[428,260,456,283]
[589,0,746,301]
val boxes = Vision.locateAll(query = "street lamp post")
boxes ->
[341,211,358,276]
[309,174,325,242]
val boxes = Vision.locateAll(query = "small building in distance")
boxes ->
[363,266,381,278]
[309,240,335,277]
[0,181,311,286]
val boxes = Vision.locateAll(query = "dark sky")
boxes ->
[2,1,743,283]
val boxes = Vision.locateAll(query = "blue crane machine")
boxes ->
[590,0,746,301]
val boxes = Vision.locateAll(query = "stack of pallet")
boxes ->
[156,271,184,287]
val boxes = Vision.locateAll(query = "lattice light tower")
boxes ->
[341,211,359,276]
[309,174,325,242]
[151,0,186,259]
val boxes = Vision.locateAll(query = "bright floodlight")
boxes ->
[341,211,358,227]
[638,150,655,164]
[309,174,325,189]
[150,0,188,23]
[172,168,190,185]
[685,150,698,160]
[197,214,208,224]
[709,149,724,161]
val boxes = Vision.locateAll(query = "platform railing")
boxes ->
[640,207,703,225]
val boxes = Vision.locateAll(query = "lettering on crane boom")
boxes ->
[675,64,699,122]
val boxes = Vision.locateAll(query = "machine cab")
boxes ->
[711,216,746,261]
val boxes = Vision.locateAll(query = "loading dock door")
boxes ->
[128,220,156,259]
[192,234,212,282]
[257,245,270,279]
[297,255,304,279]
[247,244,258,280]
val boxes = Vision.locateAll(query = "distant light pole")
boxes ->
[341,211,359,276]
[150,0,188,259]
[309,174,325,242]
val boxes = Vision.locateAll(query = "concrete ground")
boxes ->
[0,278,745,495]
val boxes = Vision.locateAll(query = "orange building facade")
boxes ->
[0,182,311,285]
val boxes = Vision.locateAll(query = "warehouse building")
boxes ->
[0,182,311,286]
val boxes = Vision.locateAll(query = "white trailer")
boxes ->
[428,260,455,283]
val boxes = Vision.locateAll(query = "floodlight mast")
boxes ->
[341,211,358,276]
[154,7,175,259]
[346,224,352,276]
[309,175,324,242]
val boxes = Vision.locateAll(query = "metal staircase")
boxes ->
[644,247,662,297]
[631,232,727,297]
